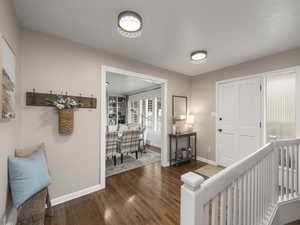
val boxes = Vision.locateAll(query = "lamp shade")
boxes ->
[178,115,186,120]
[186,115,195,124]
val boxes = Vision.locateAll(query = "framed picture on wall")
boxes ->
[0,34,16,120]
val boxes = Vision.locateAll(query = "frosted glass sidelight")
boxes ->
[266,72,296,142]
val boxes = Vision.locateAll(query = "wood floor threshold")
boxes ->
[144,144,161,153]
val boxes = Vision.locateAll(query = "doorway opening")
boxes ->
[100,66,168,186]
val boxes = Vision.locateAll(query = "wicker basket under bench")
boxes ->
[17,188,53,225]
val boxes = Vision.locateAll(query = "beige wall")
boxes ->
[0,0,20,220]
[191,47,300,161]
[19,29,192,199]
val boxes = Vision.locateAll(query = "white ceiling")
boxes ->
[13,0,300,76]
[106,72,160,96]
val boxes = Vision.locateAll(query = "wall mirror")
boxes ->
[172,95,188,120]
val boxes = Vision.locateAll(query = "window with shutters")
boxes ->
[128,95,162,133]
[129,100,139,123]
[147,99,153,128]
[156,97,162,132]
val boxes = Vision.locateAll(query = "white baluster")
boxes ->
[270,152,273,206]
[259,161,263,224]
[273,147,279,205]
[220,190,227,225]
[263,157,267,224]
[233,181,238,225]
[291,145,295,198]
[227,185,233,225]
[204,203,209,225]
[238,178,243,225]
[286,146,290,199]
[243,174,248,225]
[269,154,272,205]
[296,145,299,196]
[251,168,255,225]
[247,172,251,225]
[254,165,259,225]
[266,156,269,218]
[281,147,284,200]
[211,196,218,225]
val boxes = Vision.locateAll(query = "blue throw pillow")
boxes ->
[8,151,51,208]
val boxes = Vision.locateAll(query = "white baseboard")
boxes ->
[161,160,169,167]
[51,184,105,206]
[196,156,218,166]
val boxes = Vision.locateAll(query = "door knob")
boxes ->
[218,129,222,132]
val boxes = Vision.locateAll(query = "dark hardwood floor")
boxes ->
[45,160,206,225]
[286,220,300,225]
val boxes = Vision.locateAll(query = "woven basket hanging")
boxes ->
[58,109,74,134]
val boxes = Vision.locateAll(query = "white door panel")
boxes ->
[217,82,238,166]
[219,133,236,166]
[217,77,262,167]
[238,136,258,159]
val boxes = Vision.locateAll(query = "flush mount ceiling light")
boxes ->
[117,10,143,38]
[190,50,207,63]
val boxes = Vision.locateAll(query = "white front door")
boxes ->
[217,77,263,167]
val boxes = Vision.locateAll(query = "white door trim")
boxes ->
[100,65,168,188]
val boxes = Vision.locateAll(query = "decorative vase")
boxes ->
[58,109,74,134]
[172,124,176,134]
[182,149,188,159]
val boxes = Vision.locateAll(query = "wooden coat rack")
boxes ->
[26,90,97,109]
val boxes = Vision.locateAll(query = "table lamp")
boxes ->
[186,115,195,132]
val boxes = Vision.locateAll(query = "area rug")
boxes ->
[106,150,161,177]
[195,165,224,178]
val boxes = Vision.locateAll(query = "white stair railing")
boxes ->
[181,139,300,225]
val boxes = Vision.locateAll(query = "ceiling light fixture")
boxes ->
[190,50,207,63]
[117,10,143,38]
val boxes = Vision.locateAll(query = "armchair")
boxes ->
[119,130,140,163]
[106,131,119,165]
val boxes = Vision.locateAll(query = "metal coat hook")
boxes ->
[90,94,94,108]
[32,88,36,104]
[78,93,82,104]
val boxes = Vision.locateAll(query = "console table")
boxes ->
[169,132,197,166]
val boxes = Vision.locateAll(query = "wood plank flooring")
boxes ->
[45,160,206,225]
[286,220,300,225]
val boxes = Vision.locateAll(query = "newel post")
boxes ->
[180,172,205,225]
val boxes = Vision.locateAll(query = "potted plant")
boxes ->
[47,96,80,134]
